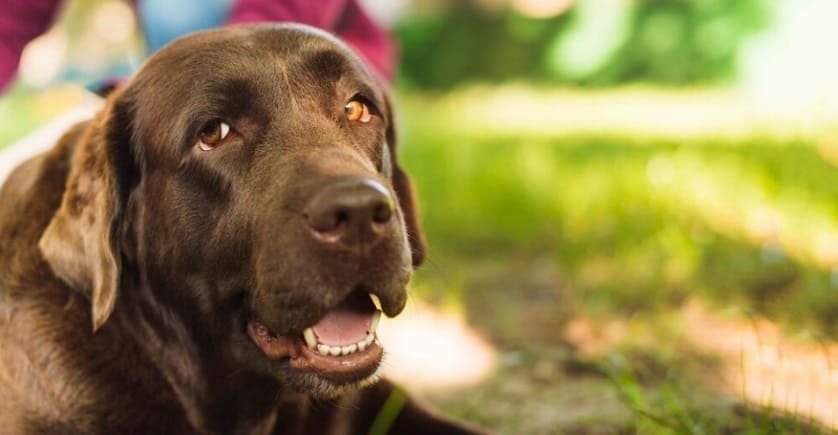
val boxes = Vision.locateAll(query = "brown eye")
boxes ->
[344,100,372,123]
[197,120,231,151]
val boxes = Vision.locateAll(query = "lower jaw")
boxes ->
[267,344,384,398]
[289,342,384,385]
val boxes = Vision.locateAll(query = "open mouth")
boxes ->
[247,291,384,385]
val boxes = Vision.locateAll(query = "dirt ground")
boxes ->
[384,254,837,434]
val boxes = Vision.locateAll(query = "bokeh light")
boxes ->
[378,301,497,390]
[19,30,67,88]
[511,0,574,19]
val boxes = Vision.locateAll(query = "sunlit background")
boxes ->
[1,0,837,433]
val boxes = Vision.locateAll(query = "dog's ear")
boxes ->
[383,94,426,267]
[39,90,135,331]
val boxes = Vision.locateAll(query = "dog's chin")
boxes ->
[280,368,383,399]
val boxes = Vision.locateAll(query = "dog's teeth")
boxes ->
[369,310,381,333]
[309,333,377,357]
[374,337,382,346]
[303,328,317,349]
[369,294,382,311]
[219,122,230,140]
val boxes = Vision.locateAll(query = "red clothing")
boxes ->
[227,0,395,82]
[0,0,396,92]
[0,0,63,92]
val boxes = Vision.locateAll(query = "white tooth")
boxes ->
[357,340,367,351]
[369,310,381,333]
[317,344,330,355]
[341,344,356,355]
[374,337,382,346]
[369,294,382,311]
[329,346,341,356]
[303,328,317,349]
[364,333,374,346]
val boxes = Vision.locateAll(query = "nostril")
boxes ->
[372,201,392,224]
[305,212,333,233]
[305,207,349,234]
[335,209,350,226]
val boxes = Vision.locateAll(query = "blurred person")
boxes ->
[0,0,396,93]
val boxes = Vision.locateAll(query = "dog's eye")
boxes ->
[197,120,231,151]
[344,100,372,123]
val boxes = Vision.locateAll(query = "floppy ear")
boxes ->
[384,94,426,267]
[39,92,134,332]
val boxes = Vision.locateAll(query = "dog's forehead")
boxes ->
[140,24,374,87]
[128,24,386,119]
[123,24,386,154]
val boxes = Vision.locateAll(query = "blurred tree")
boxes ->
[396,0,771,89]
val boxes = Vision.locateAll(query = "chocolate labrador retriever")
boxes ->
[0,24,487,435]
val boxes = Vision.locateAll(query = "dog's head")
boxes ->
[39,24,426,404]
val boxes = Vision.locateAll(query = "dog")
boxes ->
[0,24,486,435]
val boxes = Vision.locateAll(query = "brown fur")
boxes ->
[0,24,486,435]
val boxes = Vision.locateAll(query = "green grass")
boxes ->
[398,110,838,338]
[0,87,66,148]
[600,354,830,435]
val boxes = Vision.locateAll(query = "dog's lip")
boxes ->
[246,320,384,384]
[247,321,301,359]
[290,339,383,384]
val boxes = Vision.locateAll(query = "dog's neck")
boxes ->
[113,276,287,435]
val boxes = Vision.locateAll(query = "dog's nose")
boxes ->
[304,177,394,245]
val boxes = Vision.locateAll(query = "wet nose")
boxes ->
[303,177,394,246]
